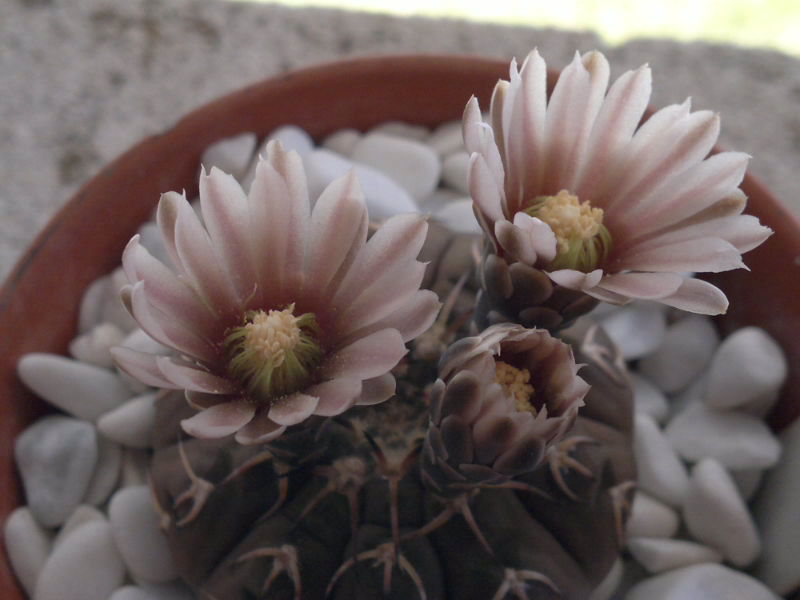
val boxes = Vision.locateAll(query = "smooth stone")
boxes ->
[53,505,105,548]
[667,374,707,420]
[665,402,781,469]
[441,150,471,194]
[731,468,764,502]
[625,563,778,600]
[419,186,463,213]
[321,128,361,157]
[3,507,52,596]
[683,458,760,567]
[304,149,418,220]
[69,322,126,368]
[369,120,429,141]
[15,416,98,527]
[630,373,670,423]
[637,314,719,393]
[432,198,481,234]
[706,327,787,415]
[199,132,256,180]
[625,491,679,538]
[267,124,314,156]
[83,435,123,505]
[633,413,690,507]
[587,558,622,600]
[753,418,800,595]
[117,328,170,393]
[78,275,111,334]
[109,587,154,600]
[119,449,150,488]
[34,521,126,600]
[18,353,132,421]
[600,301,667,360]
[109,486,177,583]
[427,120,464,157]
[98,393,157,448]
[351,133,440,200]
[627,537,722,574]
[102,267,138,332]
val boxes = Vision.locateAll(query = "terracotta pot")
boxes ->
[1,55,799,599]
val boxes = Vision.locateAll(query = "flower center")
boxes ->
[495,360,537,415]
[524,189,612,272]
[224,304,323,404]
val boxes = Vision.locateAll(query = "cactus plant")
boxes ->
[112,50,771,599]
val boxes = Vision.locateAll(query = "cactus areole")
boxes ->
[112,50,771,599]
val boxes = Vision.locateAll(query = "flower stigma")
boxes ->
[224,303,323,404]
[524,189,612,272]
[495,360,537,415]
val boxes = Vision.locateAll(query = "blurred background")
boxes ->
[249,0,800,56]
[1,0,799,282]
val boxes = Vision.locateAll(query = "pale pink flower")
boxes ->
[464,49,771,314]
[112,141,439,444]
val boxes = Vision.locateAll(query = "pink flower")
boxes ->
[112,141,439,444]
[464,49,771,315]
[423,324,589,493]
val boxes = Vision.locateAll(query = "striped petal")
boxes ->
[268,392,319,426]
[181,401,256,439]
[321,328,407,380]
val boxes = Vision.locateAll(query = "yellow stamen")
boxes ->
[524,189,612,272]
[225,304,323,404]
[495,360,536,415]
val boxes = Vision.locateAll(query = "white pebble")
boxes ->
[666,374,707,420]
[369,120,429,141]
[140,580,196,600]
[267,124,314,156]
[626,563,779,600]
[200,132,257,180]
[441,151,471,194]
[633,413,690,507]
[109,486,177,583]
[34,521,126,600]
[78,275,111,334]
[351,133,440,200]
[304,149,418,220]
[627,537,722,574]
[753,418,800,595]
[83,435,123,505]
[53,505,105,548]
[3,507,52,596]
[637,314,719,393]
[98,393,157,448]
[599,301,667,360]
[109,587,154,600]
[665,402,781,469]
[630,373,670,423]
[119,449,150,488]
[419,186,463,214]
[18,353,132,421]
[427,120,464,157]
[683,458,760,567]
[625,491,679,538]
[432,198,481,234]
[706,327,787,415]
[15,416,98,527]
[321,128,361,157]
[69,322,125,368]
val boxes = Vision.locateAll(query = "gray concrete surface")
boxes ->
[2,0,799,281]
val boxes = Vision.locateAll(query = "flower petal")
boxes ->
[155,356,237,394]
[546,268,604,291]
[111,347,181,389]
[234,412,286,445]
[656,277,729,315]
[468,153,506,226]
[595,272,684,300]
[181,401,256,439]
[614,237,745,273]
[268,392,320,426]
[322,328,407,380]
[357,373,397,406]
[307,378,362,417]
